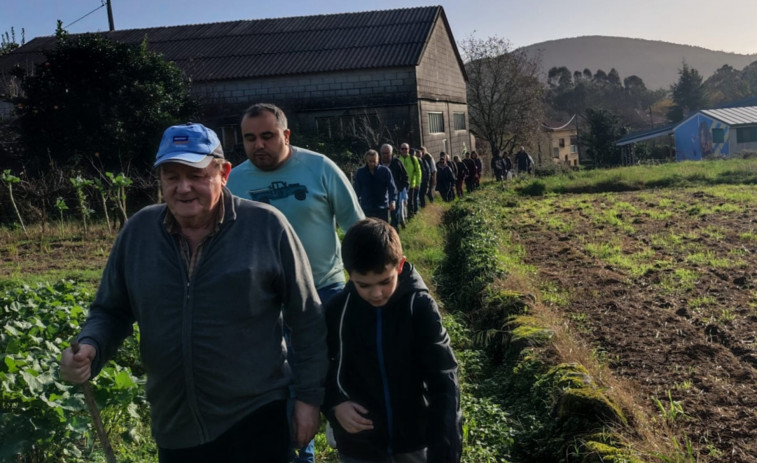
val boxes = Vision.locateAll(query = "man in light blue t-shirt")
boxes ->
[226,103,364,463]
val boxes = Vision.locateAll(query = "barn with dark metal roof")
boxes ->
[0,6,472,159]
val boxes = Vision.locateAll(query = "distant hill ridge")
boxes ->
[519,35,757,90]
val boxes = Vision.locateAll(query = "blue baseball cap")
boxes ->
[154,123,224,168]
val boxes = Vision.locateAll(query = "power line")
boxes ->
[64,1,106,30]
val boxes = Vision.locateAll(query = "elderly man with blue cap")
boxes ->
[59,123,327,462]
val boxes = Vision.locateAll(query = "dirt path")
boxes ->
[509,187,757,462]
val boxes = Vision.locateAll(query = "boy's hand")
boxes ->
[60,343,96,384]
[334,401,374,434]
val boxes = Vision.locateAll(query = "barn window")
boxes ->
[316,117,334,139]
[429,112,445,133]
[737,126,757,143]
[712,128,725,143]
[453,113,466,130]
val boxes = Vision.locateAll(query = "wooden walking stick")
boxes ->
[70,340,118,463]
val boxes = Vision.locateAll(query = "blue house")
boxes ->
[674,106,757,160]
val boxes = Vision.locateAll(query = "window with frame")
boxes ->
[453,112,466,130]
[712,128,725,144]
[552,147,559,158]
[428,112,445,134]
[559,138,565,148]
[737,126,757,143]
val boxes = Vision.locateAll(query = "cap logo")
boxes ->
[173,135,190,145]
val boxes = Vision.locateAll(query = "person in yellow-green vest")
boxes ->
[398,143,422,220]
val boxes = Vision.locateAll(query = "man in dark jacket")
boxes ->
[380,144,409,231]
[435,155,456,202]
[471,151,483,189]
[60,123,326,463]
[416,147,431,208]
[462,152,478,193]
[323,218,462,463]
[354,149,397,223]
[491,149,506,181]
[514,146,534,176]
[421,147,437,204]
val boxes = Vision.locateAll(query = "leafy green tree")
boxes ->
[593,69,608,85]
[703,64,752,107]
[741,62,757,95]
[546,68,664,132]
[70,175,94,235]
[580,108,627,168]
[0,27,24,56]
[547,66,572,89]
[54,196,68,235]
[607,68,622,87]
[667,62,706,122]
[461,35,543,155]
[11,23,199,175]
[106,171,132,228]
[1,169,29,237]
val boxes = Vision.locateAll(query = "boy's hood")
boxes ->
[391,261,428,302]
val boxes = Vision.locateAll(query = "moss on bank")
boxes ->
[436,194,641,462]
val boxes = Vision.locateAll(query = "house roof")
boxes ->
[700,106,757,126]
[616,123,675,146]
[541,114,577,131]
[1,6,466,83]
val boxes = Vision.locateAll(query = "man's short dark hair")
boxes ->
[243,103,288,130]
[342,218,403,274]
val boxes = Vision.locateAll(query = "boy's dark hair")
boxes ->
[342,218,403,274]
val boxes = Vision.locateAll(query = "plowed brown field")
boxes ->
[505,185,757,462]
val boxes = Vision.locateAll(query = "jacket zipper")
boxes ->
[178,239,206,441]
[376,308,394,455]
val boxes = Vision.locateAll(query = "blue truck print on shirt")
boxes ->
[248,181,309,204]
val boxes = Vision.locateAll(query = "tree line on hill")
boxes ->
[541,58,757,166]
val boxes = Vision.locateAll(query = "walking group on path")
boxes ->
[353,142,537,231]
[59,103,463,463]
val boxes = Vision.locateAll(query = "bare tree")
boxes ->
[460,35,544,155]
[353,110,410,151]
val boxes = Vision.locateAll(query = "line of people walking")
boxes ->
[434,151,482,202]
[353,143,536,227]
[355,143,440,231]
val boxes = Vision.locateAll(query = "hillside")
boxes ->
[520,35,757,90]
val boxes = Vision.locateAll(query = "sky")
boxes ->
[3,0,757,55]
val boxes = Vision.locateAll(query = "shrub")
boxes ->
[0,280,150,462]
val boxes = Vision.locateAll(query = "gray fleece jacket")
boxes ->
[78,188,326,449]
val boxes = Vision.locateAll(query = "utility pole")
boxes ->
[106,0,115,31]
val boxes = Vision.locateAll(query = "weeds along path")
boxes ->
[507,185,757,462]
